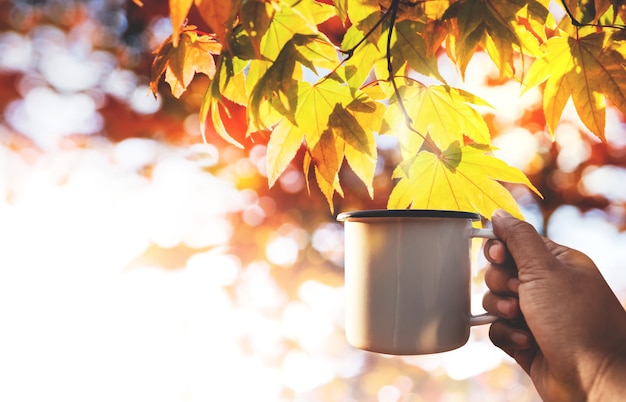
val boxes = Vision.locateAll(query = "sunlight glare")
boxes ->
[6,88,102,148]
[130,84,162,114]
[378,384,401,402]
[104,68,139,100]
[266,236,300,266]
[554,124,591,172]
[186,251,240,286]
[279,167,305,193]
[312,223,344,266]
[282,350,335,393]
[492,127,540,172]
[0,32,34,71]
[581,166,626,202]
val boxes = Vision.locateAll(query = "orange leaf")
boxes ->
[169,0,193,47]
[151,29,221,98]
[194,0,241,51]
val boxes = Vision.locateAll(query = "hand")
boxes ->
[482,210,626,402]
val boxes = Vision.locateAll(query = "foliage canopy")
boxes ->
[146,0,626,217]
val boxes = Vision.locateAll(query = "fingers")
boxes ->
[489,320,536,375]
[491,210,557,281]
[483,291,521,320]
[484,262,519,294]
[483,240,522,320]
[484,239,508,265]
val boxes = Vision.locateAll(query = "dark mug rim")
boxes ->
[336,209,481,221]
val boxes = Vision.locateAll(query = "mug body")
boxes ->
[338,210,480,355]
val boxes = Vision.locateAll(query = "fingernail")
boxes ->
[511,331,529,347]
[494,209,513,218]
[496,299,511,315]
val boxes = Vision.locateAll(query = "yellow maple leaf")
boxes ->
[388,142,541,219]
[266,119,305,187]
[523,29,626,140]
[384,84,492,157]
[169,0,193,47]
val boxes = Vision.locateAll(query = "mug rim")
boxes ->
[336,209,480,221]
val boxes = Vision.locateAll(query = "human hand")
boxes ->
[482,210,626,402]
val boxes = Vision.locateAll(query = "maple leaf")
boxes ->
[443,0,549,76]
[295,79,356,149]
[327,99,381,196]
[264,79,380,209]
[388,142,541,219]
[198,54,250,147]
[298,132,344,213]
[240,0,277,57]
[169,0,193,47]
[150,27,222,98]
[248,35,313,128]
[266,119,305,188]
[523,29,626,140]
[341,12,385,88]
[345,0,381,26]
[260,0,336,61]
[194,0,242,52]
[248,32,339,129]
[382,84,492,156]
[304,99,380,212]
[388,20,446,82]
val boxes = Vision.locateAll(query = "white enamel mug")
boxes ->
[337,209,497,355]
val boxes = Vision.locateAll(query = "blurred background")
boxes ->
[1,1,625,401]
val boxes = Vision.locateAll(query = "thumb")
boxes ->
[491,210,556,279]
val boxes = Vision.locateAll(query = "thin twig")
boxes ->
[560,0,626,29]
[340,10,391,58]
[386,0,439,155]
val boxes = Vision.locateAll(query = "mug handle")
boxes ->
[469,227,498,326]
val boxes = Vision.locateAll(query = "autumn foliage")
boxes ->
[147,0,626,217]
